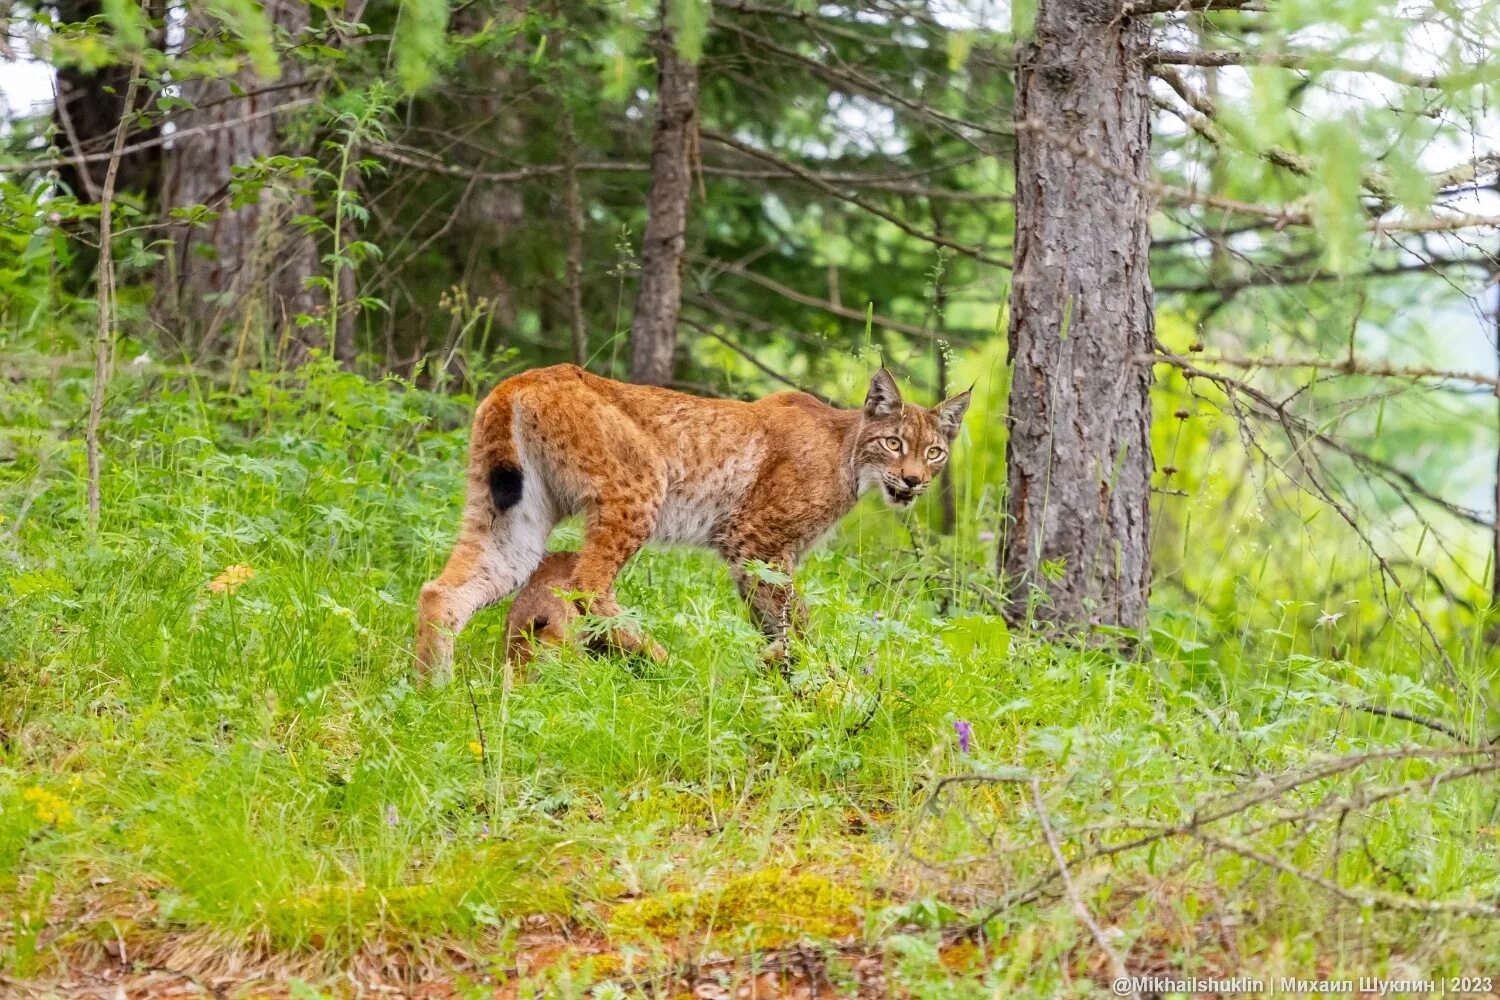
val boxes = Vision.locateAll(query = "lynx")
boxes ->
[415,364,969,681]
[503,551,668,671]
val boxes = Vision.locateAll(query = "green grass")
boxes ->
[2,356,1498,996]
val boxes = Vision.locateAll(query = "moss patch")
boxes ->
[610,867,862,947]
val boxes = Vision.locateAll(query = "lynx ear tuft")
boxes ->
[934,390,971,440]
[865,368,902,418]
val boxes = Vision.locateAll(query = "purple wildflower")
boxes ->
[979,531,995,542]
[385,804,400,827]
[953,719,973,754]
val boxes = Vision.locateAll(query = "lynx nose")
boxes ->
[902,474,922,488]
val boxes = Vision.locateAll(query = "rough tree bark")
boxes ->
[158,0,322,363]
[999,0,1155,631]
[628,4,700,386]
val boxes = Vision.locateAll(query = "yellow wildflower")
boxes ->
[23,787,73,826]
[208,563,255,594]
[467,740,484,760]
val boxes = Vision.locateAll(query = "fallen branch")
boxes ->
[1339,701,1477,743]
[1030,777,1137,997]
[947,746,1500,932]
[1197,831,1500,916]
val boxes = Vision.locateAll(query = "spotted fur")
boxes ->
[503,551,667,673]
[415,364,969,681]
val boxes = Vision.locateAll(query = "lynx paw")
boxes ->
[759,638,790,664]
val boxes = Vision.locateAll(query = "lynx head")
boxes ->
[855,369,971,508]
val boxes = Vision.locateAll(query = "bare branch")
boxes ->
[1175,351,1500,391]
[365,141,1002,201]
[706,260,948,341]
[1148,48,1447,88]
[702,130,1012,268]
[1153,256,1493,294]
[679,315,833,403]
[1127,0,1262,14]
[711,16,1011,148]
[1147,349,1490,527]
[0,98,317,175]
[1149,346,1477,692]
[1019,118,1500,232]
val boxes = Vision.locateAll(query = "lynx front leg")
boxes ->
[730,554,808,663]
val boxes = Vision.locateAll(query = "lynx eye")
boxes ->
[926,446,946,461]
[882,436,904,452]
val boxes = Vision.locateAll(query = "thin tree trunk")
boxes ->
[86,63,141,535]
[936,347,958,535]
[628,4,699,386]
[159,0,321,363]
[1492,258,1499,608]
[999,0,1155,632]
[930,211,956,536]
[563,108,589,367]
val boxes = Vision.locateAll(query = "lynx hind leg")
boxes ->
[415,469,551,684]
[567,497,663,619]
[515,391,666,613]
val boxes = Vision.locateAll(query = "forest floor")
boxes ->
[3,361,1498,997]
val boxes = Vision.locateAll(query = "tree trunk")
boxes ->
[930,210,956,536]
[999,0,1155,632]
[563,109,589,367]
[158,0,321,363]
[628,6,699,386]
[1492,253,1499,608]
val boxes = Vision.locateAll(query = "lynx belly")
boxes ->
[654,445,764,545]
